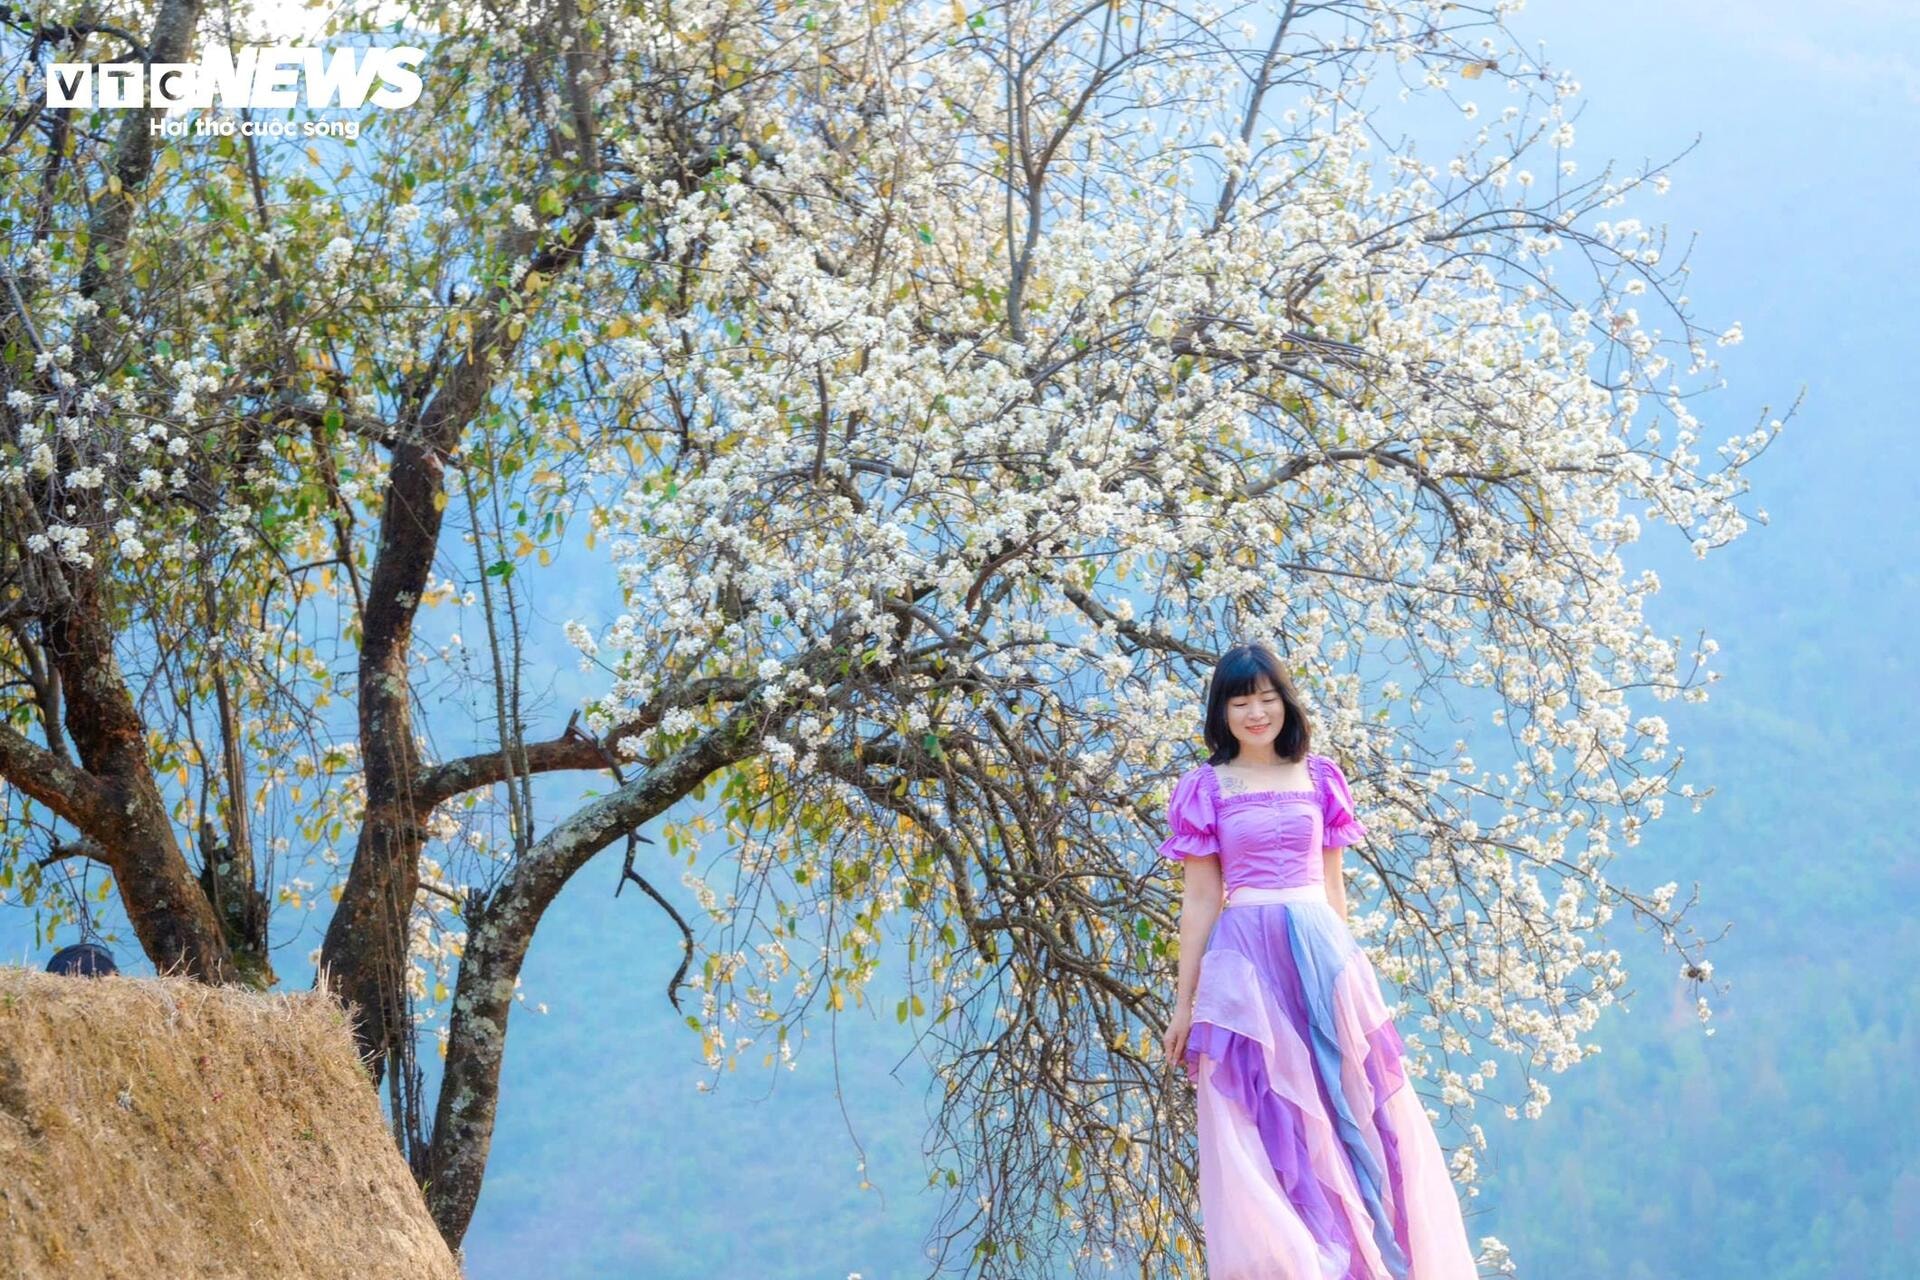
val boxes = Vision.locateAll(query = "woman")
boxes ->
[1159,642,1478,1280]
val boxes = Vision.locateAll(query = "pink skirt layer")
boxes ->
[1182,886,1477,1280]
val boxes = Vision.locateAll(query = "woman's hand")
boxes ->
[1162,1000,1194,1076]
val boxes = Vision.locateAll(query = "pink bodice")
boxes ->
[1156,754,1370,892]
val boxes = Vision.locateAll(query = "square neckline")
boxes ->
[1206,758,1319,801]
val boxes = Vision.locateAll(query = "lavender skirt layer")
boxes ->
[1183,886,1477,1280]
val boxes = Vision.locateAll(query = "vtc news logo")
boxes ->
[46,44,426,111]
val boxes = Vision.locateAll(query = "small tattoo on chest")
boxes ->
[1214,767,1311,797]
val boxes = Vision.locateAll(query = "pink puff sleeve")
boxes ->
[1312,753,1370,849]
[1157,765,1221,862]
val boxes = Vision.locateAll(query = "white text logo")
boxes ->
[47,45,425,111]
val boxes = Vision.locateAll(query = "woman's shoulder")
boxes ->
[1304,751,1357,793]
[1179,758,1220,789]
[1170,759,1222,804]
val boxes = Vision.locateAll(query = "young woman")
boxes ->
[1159,642,1478,1279]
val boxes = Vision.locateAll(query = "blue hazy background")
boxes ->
[5,1,1916,1276]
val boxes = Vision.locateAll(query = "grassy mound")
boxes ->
[0,965,461,1279]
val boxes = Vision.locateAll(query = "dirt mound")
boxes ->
[0,965,461,1280]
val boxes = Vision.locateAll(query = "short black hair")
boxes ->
[1201,642,1312,766]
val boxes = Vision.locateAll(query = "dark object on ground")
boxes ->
[44,943,118,977]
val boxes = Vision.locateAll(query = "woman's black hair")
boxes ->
[1201,642,1313,766]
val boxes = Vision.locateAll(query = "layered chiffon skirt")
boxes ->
[1181,885,1477,1280]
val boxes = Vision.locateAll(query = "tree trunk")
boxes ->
[315,213,609,1078]
[423,715,772,1248]
[317,438,446,1079]
[45,571,238,984]
[0,0,237,985]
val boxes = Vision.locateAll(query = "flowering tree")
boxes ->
[0,0,1767,1269]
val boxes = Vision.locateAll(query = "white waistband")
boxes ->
[1224,885,1326,907]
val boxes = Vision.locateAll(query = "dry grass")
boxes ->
[0,965,462,1280]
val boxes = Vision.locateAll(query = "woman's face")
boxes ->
[1225,676,1284,751]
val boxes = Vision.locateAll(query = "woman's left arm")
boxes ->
[1321,846,1350,923]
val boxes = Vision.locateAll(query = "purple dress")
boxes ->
[1159,755,1478,1280]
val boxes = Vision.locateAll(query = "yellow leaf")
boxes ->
[432,489,449,512]
[537,547,552,566]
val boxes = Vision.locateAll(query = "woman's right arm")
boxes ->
[1172,854,1224,1011]
[1163,853,1224,1073]
[1157,764,1224,1072]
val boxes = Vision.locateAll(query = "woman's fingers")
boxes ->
[1162,1021,1188,1068]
